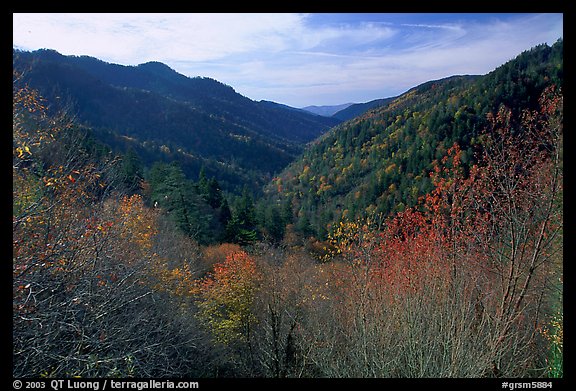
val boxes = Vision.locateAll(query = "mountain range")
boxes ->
[301,99,397,122]
[12,37,564,380]
[301,103,354,117]
[263,40,563,238]
[13,40,563,219]
[13,49,342,193]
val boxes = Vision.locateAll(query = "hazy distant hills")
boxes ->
[301,103,354,117]
[302,98,402,122]
[330,98,397,121]
[12,49,340,193]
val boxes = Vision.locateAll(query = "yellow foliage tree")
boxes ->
[195,251,260,345]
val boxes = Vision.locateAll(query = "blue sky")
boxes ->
[13,13,563,107]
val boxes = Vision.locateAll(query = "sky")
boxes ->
[13,13,563,108]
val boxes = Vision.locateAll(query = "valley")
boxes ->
[13,40,563,379]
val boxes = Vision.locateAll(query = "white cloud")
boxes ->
[13,13,307,63]
[13,13,563,107]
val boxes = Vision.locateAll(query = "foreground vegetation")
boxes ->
[13,72,562,377]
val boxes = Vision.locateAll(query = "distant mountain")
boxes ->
[264,40,563,239]
[331,97,396,121]
[301,103,354,117]
[259,100,309,114]
[13,49,341,193]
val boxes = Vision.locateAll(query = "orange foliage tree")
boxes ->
[194,250,261,346]
[312,87,562,377]
[13,81,214,377]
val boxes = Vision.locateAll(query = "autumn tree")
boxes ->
[249,245,324,377]
[302,86,563,377]
[13,81,216,377]
[471,86,563,375]
[194,250,260,348]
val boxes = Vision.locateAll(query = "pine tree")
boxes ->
[264,204,285,242]
[225,186,258,245]
[121,148,143,192]
[148,162,213,243]
[206,177,223,208]
[219,197,232,227]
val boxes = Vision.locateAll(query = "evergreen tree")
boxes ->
[148,162,213,243]
[281,199,293,225]
[198,166,209,195]
[264,204,285,243]
[219,197,232,227]
[206,177,223,208]
[296,210,313,237]
[225,214,258,245]
[236,186,257,229]
[120,148,143,193]
[226,186,258,245]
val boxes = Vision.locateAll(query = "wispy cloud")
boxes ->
[13,13,563,107]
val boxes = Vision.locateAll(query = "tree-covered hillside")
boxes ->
[330,96,396,121]
[13,40,563,379]
[264,40,563,239]
[13,49,340,194]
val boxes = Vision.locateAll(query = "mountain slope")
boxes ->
[302,103,354,117]
[331,97,396,121]
[264,40,563,239]
[12,49,340,193]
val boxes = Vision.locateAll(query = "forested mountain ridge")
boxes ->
[330,96,397,121]
[13,39,563,378]
[264,40,563,239]
[12,49,340,193]
[302,103,355,117]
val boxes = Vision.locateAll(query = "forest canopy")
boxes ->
[13,40,563,379]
